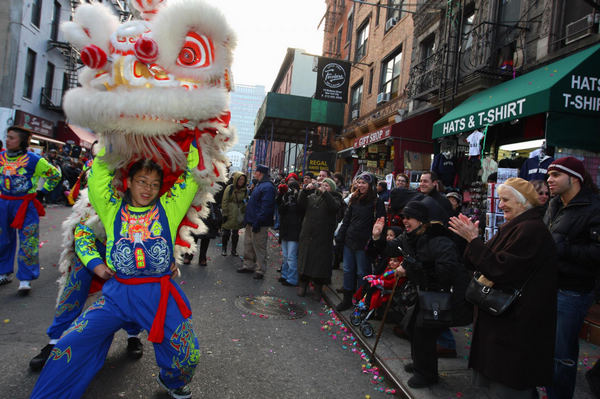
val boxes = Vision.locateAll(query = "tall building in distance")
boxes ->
[230,84,266,154]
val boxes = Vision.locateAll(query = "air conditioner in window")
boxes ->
[376,92,390,104]
[351,109,359,119]
[385,17,398,31]
[565,13,599,44]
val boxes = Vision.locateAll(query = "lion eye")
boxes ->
[176,31,214,68]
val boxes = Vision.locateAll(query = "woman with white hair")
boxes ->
[449,178,558,398]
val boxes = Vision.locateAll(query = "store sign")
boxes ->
[560,74,600,113]
[14,110,54,137]
[353,126,391,148]
[441,99,527,136]
[315,57,351,103]
[306,151,336,172]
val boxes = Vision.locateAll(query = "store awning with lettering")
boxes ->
[254,92,344,142]
[432,43,600,139]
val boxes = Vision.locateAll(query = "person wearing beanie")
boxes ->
[449,177,558,396]
[335,171,386,311]
[297,174,343,300]
[371,200,469,389]
[543,157,600,399]
[446,192,462,216]
[285,172,298,183]
[322,177,337,192]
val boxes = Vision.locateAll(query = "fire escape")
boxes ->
[406,0,528,113]
[322,0,346,58]
[42,0,132,112]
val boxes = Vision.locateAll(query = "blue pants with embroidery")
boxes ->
[46,257,141,340]
[31,278,199,399]
[0,198,40,280]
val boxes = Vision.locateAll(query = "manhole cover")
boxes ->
[234,295,307,320]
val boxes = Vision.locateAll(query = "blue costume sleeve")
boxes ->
[74,223,104,272]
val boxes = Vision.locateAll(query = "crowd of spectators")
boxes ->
[186,157,599,398]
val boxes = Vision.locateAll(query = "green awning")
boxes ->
[254,92,344,142]
[433,44,600,139]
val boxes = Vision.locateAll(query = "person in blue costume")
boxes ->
[0,126,61,294]
[31,143,201,399]
[29,185,145,372]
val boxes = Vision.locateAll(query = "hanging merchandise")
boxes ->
[431,151,456,188]
[466,129,484,157]
[519,145,554,181]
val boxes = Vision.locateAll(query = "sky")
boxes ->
[204,0,327,90]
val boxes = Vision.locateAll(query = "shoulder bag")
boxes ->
[465,270,536,316]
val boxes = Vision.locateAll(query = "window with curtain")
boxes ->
[350,80,363,120]
[380,48,402,98]
[23,49,37,99]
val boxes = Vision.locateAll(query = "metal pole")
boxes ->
[302,127,309,176]
[371,274,401,357]
[269,120,274,169]
[263,128,268,165]
[294,141,299,173]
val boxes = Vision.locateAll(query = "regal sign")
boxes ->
[315,57,351,103]
[353,126,391,148]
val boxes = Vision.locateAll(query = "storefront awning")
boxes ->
[31,134,65,146]
[432,44,600,139]
[337,146,354,157]
[254,92,344,142]
[353,126,391,148]
[67,124,97,149]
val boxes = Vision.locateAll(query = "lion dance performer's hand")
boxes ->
[93,263,115,280]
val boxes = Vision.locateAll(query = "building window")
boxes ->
[31,0,42,28]
[346,11,354,44]
[23,49,37,99]
[368,68,374,94]
[45,62,55,93]
[380,47,402,98]
[385,0,403,31]
[420,34,435,70]
[462,11,475,50]
[355,20,369,61]
[376,2,381,26]
[336,28,343,54]
[51,1,61,41]
[350,80,363,120]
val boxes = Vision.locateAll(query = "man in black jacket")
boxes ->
[419,171,452,222]
[544,157,600,399]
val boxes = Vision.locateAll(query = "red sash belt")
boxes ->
[114,274,191,344]
[0,193,46,229]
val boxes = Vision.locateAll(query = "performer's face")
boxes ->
[128,169,161,207]
[6,130,23,151]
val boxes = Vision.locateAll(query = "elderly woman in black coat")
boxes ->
[449,178,558,399]
[372,200,468,389]
[297,178,343,300]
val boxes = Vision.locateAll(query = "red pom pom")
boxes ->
[80,45,107,69]
[278,184,288,194]
[134,37,158,64]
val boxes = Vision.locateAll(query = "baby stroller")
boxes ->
[350,272,416,338]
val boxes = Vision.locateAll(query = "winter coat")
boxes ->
[197,201,221,240]
[276,185,303,242]
[543,187,600,292]
[297,189,343,281]
[221,172,248,230]
[337,193,386,251]
[382,223,472,327]
[464,206,557,390]
[244,176,276,229]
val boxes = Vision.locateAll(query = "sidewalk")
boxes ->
[322,267,600,399]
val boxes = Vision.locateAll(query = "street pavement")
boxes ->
[0,205,396,399]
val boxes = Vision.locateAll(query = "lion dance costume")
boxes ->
[31,0,237,397]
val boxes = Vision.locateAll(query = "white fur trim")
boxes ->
[152,0,237,83]
[61,3,119,53]
[63,86,229,136]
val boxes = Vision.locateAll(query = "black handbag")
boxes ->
[417,288,453,327]
[465,271,535,316]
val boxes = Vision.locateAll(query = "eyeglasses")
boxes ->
[134,179,161,191]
